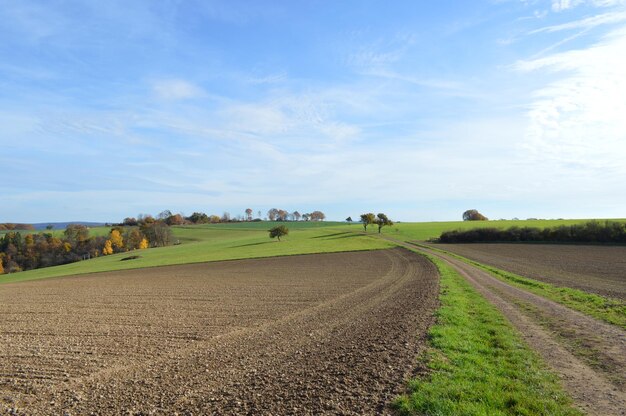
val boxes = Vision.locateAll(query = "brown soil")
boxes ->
[411,243,626,416]
[435,243,626,299]
[0,248,439,415]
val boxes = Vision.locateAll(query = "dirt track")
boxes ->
[436,243,626,299]
[0,248,439,415]
[411,243,626,416]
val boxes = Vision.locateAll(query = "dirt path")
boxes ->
[392,240,626,416]
[1,248,439,415]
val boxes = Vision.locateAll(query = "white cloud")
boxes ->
[152,79,205,101]
[530,10,626,32]
[551,0,625,11]
[515,27,626,171]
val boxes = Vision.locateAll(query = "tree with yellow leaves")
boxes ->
[102,240,113,255]
[0,258,4,275]
[139,238,149,249]
[110,229,124,251]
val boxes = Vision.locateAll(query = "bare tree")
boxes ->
[245,208,253,221]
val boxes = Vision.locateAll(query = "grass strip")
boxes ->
[416,243,626,329]
[395,252,581,416]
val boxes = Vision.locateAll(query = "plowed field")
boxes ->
[436,243,626,299]
[0,248,439,415]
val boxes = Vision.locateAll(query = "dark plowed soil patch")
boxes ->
[435,243,626,299]
[0,248,439,415]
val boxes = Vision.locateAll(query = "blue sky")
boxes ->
[1,0,625,222]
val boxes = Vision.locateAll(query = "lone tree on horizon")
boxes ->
[360,213,376,232]
[346,216,353,224]
[375,213,393,234]
[463,209,488,221]
[269,225,289,241]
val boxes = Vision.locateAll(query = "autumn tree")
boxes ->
[124,228,144,250]
[310,211,326,221]
[267,208,279,221]
[277,209,289,221]
[375,213,393,234]
[360,213,376,231]
[109,229,124,251]
[64,224,89,244]
[245,208,253,221]
[102,240,113,255]
[0,256,4,274]
[269,225,289,242]
[462,209,488,221]
[166,213,185,226]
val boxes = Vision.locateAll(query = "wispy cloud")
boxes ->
[152,79,205,101]
[551,0,625,12]
[530,10,626,32]
[515,27,626,171]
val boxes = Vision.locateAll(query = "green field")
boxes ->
[382,218,626,242]
[3,218,623,284]
[0,223,393,284]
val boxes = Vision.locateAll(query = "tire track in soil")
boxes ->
[403,242,626,416]
[5,248,439,415]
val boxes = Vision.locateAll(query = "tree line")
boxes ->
[438,221,626,244]
[0,216,174,275]
[123,209,327,226]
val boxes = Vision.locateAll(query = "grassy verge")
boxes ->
[417,244,626,329]
[395,253,581,416]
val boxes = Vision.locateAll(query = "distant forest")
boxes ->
[438,221,626,244]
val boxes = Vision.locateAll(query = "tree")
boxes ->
[375,213,393,234]
[267,208,279,221]
[158,210,173,220]
[123,217,138,226]
[346,216,353,224]
[64,224,89,244]
[109,229,124,251]
[102,240,113,255]
[310,211,326,221]
[187,212,209,224]
[166,213,185,226]
[0,257,4,274]
[302,213,310,221]
[277,209,289,221]
[245,208,253,221]
[293,211,301,221]
[269,225,289,241]
[139,238,149,249]
[462,209,488,221]
[360,213,376,231]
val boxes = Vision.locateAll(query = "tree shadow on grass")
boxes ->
[232,241,274,248]
[311,232,352,239]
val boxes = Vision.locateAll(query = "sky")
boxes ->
[1,0,625,223]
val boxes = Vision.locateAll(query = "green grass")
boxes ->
[395,253,582,416]
[0,224,393,284]
[419,244,626,329]
[383,218,626,242]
